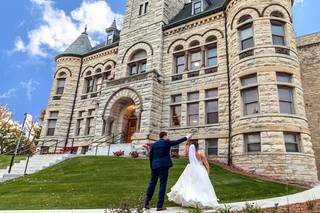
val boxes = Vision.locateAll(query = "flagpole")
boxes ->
[8,113,27,174]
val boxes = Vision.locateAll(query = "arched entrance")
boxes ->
[103,87,143,144]
[104,97,139,143]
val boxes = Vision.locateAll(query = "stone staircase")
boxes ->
[86,143,133,156]
[0,154,74,183]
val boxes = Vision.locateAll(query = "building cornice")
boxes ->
[164,12,224,36]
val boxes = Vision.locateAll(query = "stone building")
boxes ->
[297,32,320,179]
[39,0,319,184]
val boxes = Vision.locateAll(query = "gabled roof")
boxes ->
[62,32,92,55]
[164,0,227,30]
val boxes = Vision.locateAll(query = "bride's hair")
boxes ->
[190,140,199,151]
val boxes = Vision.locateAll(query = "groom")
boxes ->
[144,132,192,211]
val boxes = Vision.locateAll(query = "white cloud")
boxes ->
[15,0,123,57]
[294,0,304,5]
[20,79,40,101]
[14,37,26,52]
[0,88,17,99]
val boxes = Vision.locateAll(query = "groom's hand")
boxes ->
[186,133,193,139]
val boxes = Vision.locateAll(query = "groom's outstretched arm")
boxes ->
[169,133,192,146]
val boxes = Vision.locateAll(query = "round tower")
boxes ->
[225,0,318,184]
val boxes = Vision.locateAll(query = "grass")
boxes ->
[0,155,26,169]
[0,156,304,210]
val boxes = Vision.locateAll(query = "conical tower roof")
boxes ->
[63,29,92,55]
[106,19,118,33]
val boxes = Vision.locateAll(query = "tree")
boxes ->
[0,105,43,155]
[0,105,20,154]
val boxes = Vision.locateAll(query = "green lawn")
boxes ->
[0,156,304,210]
[0,155,26,170]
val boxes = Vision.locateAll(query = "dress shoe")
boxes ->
[156,207,167,211]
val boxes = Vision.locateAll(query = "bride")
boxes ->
[167,140,219,209]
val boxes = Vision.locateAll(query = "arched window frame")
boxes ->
[128,49,147,76]
[55,72,67,97]
[270,11,286,46]
[237,15,255,51]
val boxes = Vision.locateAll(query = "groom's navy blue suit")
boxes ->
[145,136,188,209]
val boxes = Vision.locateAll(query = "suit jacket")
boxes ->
[149,137,188,170]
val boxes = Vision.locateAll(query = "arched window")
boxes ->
[56,72,66,95]
[174,45,184,52]
[271,11,284,18]
[128,49,147,75]
[270,12,286,46]
[238,15,254,50]
[189,40,200,47]
[205,35,217,43]
[238,15,252,24]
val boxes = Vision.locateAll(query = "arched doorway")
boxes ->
[104,97,139,143]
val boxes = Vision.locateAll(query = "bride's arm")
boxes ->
[201,153,210,174]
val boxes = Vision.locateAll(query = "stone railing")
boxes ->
[171,66,218,82]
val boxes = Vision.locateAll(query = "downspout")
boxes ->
[65,56,83,147]
[224,10,232,166]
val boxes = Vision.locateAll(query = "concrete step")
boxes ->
[0,154,75,183]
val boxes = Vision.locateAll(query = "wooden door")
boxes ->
[126,116,137,143]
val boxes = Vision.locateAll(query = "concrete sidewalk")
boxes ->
[0,185,319,213]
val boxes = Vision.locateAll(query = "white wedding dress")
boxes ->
[167,144,219,209]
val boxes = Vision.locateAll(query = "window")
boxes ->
[76,119,83,136]
[207,46,217,67]
[144,2,149,14]
[85,109,95,135]
[241,75,259,115]
[190,51,201,70]
[244,133,261,152]
[95,76,103,92]
[171,94,182,127]
[240,24,254,50]
[139,4,143,16]
[187,92,199,126]
[50,111,59,118]
[242,88,260,115]
[85,78,94,93]
[277,72,292,83]
[193,1,202,15]
[278,86,294,114]
[47,111,59,136]
[205,89,219,124]
[272,21,285,46]
[56,78,66,95]
[128,50,147,75]
[206,139,218,156]
[241,74,257,86]
[139,2,149,16]
[284,132,300,152]
[76,111,84,136]
[175,55,185,74]
[107,34,113,45]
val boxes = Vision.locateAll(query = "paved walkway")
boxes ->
[0,185,319,213]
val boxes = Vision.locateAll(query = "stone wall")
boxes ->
[226,0,318,183]
[297,32,320,178]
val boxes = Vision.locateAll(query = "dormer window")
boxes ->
[193,1,202,15]
[107,34,113,45]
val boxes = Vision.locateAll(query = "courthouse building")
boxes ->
[39,0,320,184]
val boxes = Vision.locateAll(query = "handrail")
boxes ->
[90,133,124,156]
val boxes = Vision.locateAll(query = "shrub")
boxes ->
[129,151,139,158]
[242,203,263,213]
[136,143,153,157]
[113,150,124,157]
[171,151,179,159]
[218,204,234,213]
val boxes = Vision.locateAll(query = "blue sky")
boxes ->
[0,0,319,123]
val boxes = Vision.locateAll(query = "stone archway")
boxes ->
[103,88,143,143]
